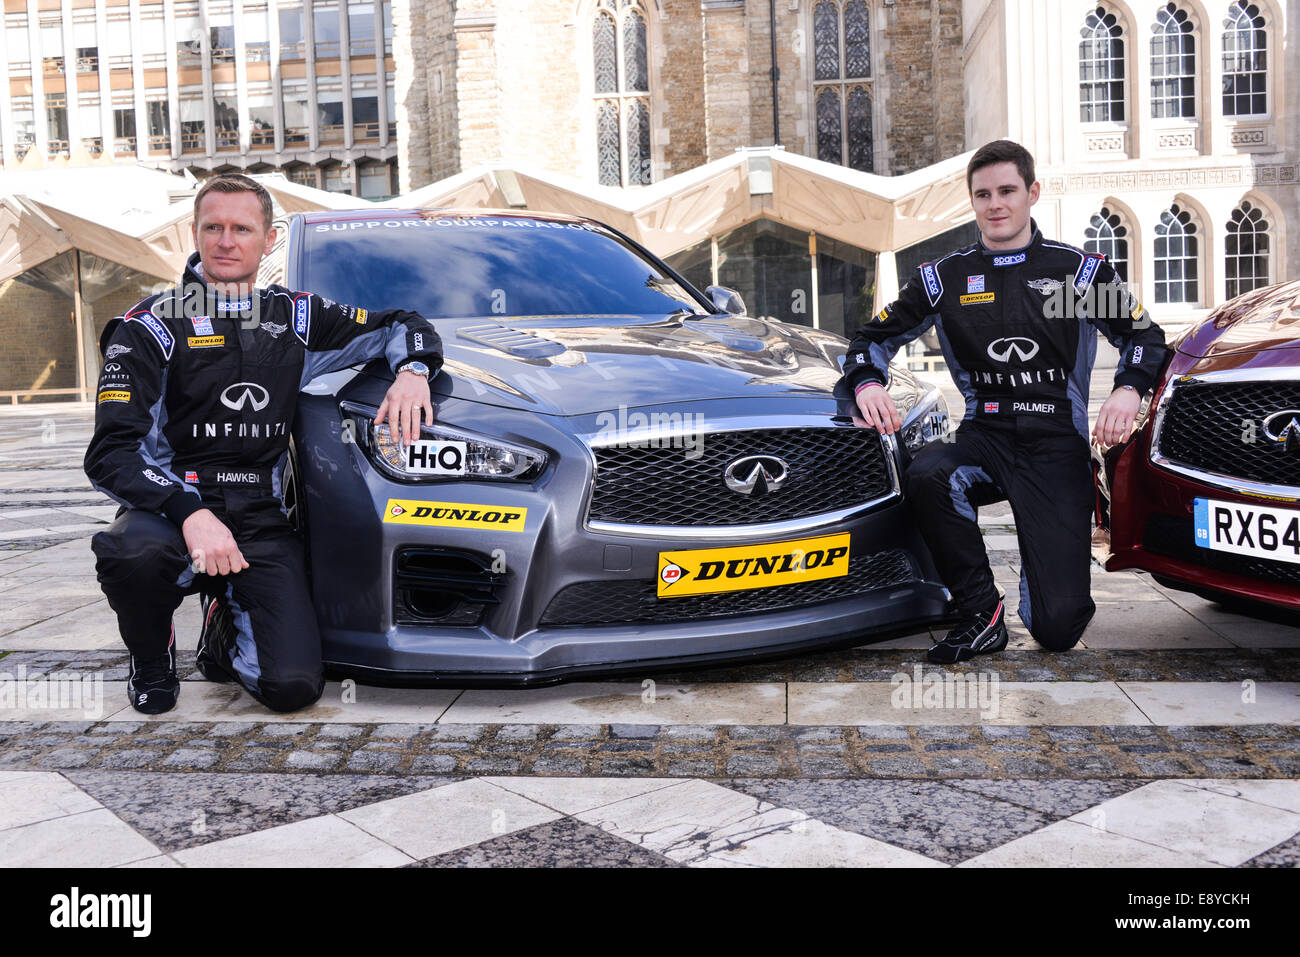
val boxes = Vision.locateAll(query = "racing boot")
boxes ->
[927,599,1009,664]
[196,593,235,683]
[127,624,180,714]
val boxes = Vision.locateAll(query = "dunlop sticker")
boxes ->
[383,498,527,531]
[97,390,131,403]
[657,533,851,598]
[959,292,996,306]
[187,335,225,349]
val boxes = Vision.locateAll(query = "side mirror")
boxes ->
[705,285,746,316]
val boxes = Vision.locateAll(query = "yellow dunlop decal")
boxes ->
[959,292,996,305]
[97,390,131,403]
[873,307,889,324]
[355,308,368,324]
[187,335,225,348]
[1131,303,1146,322]
[382,499,527,531]
[657,533,851,598]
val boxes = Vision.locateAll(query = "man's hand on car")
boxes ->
[1092,385,1142,447]
[853,382,902,434]
[375,370,437,447]
[183,508,249,577]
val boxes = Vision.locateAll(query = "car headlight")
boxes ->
[899,388,951,453]
[340,401,547,482]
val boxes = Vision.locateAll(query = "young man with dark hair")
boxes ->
[86,174,442,714]
[841,140,1167,662]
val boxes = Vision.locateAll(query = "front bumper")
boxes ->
[295,392,952,685]
[1103,425,1300,611]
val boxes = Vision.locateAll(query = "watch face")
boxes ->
[403,361,430,376]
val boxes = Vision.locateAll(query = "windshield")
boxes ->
[299,214,708,320]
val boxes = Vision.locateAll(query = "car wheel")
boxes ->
[283,437,312,582]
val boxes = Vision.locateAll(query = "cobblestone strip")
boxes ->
[1,721,1295,779]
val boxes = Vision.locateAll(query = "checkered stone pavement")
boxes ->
[2,404,1298,867]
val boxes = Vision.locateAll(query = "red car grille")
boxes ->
[1158,380,1300,487]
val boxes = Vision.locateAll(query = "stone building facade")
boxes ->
[396,0,968,193]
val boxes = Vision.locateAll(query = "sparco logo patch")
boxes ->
[382,499,527,531]
[657,533,851,599]
[1074,254,1102,293]
[992,253,1027,267]
[142,469,171,487]
[987,337,1041,362]
[126,313,174,359]
[220,382,271,412]
[920,263,942,304]
[294,297,310,338]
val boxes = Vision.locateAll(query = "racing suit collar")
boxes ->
[178,252,260,319]
[977,219,1043,261]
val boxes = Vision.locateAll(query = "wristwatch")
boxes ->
[1118,384,1139,394]
[397,360,430,378]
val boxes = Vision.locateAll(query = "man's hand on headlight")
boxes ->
[853,382,902,435]
[375,370,437,447]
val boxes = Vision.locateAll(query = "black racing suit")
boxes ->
[841,221,1167,649]
[85,252,442,710]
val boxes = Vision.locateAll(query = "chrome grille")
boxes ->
[587,426,893,527]
[1156,379,1300,489]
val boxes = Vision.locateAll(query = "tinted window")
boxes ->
[300,215,707,319]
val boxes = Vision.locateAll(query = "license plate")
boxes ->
[404,440,467,475]
[1194,498,1300,565]
[657,533,851,598]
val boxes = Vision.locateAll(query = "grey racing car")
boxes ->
[265,208,955,685]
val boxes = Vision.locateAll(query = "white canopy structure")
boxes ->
[1,148,975,402]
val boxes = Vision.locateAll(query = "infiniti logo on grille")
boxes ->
[1263,409,1300,451]
[724,455,789,497]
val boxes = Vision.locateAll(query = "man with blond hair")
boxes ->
[86,174,441,714]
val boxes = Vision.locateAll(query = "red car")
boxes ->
[1096,277,1300,612]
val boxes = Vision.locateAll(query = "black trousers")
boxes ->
[904,422,1096,651]
[90,491,324,712]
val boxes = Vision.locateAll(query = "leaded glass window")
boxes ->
[1154,204,1198,304]
[593,0,652,186]
[1225,201,1270,299]
[1084,207,1130,283]
[811,0,873,172]
[1080,7,1125,122]
[1223,1,1266,116]
[1151,3,1195,119]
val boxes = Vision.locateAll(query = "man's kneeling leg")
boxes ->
[223,536,325,713]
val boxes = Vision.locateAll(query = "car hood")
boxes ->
[1175,279,1300,361]
[413,313,851,414]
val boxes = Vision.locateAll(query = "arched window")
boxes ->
[1223,1,1266,116]
[593,0,651,187]
[1154,204,1199,304]
[1080,7,1125,122]
[1084,207,1130,283]
[812,0,873,172]
[1225,201,1271,298]
[1151,3,1195,119]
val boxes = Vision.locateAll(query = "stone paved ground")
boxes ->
[1,402,1298,867]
